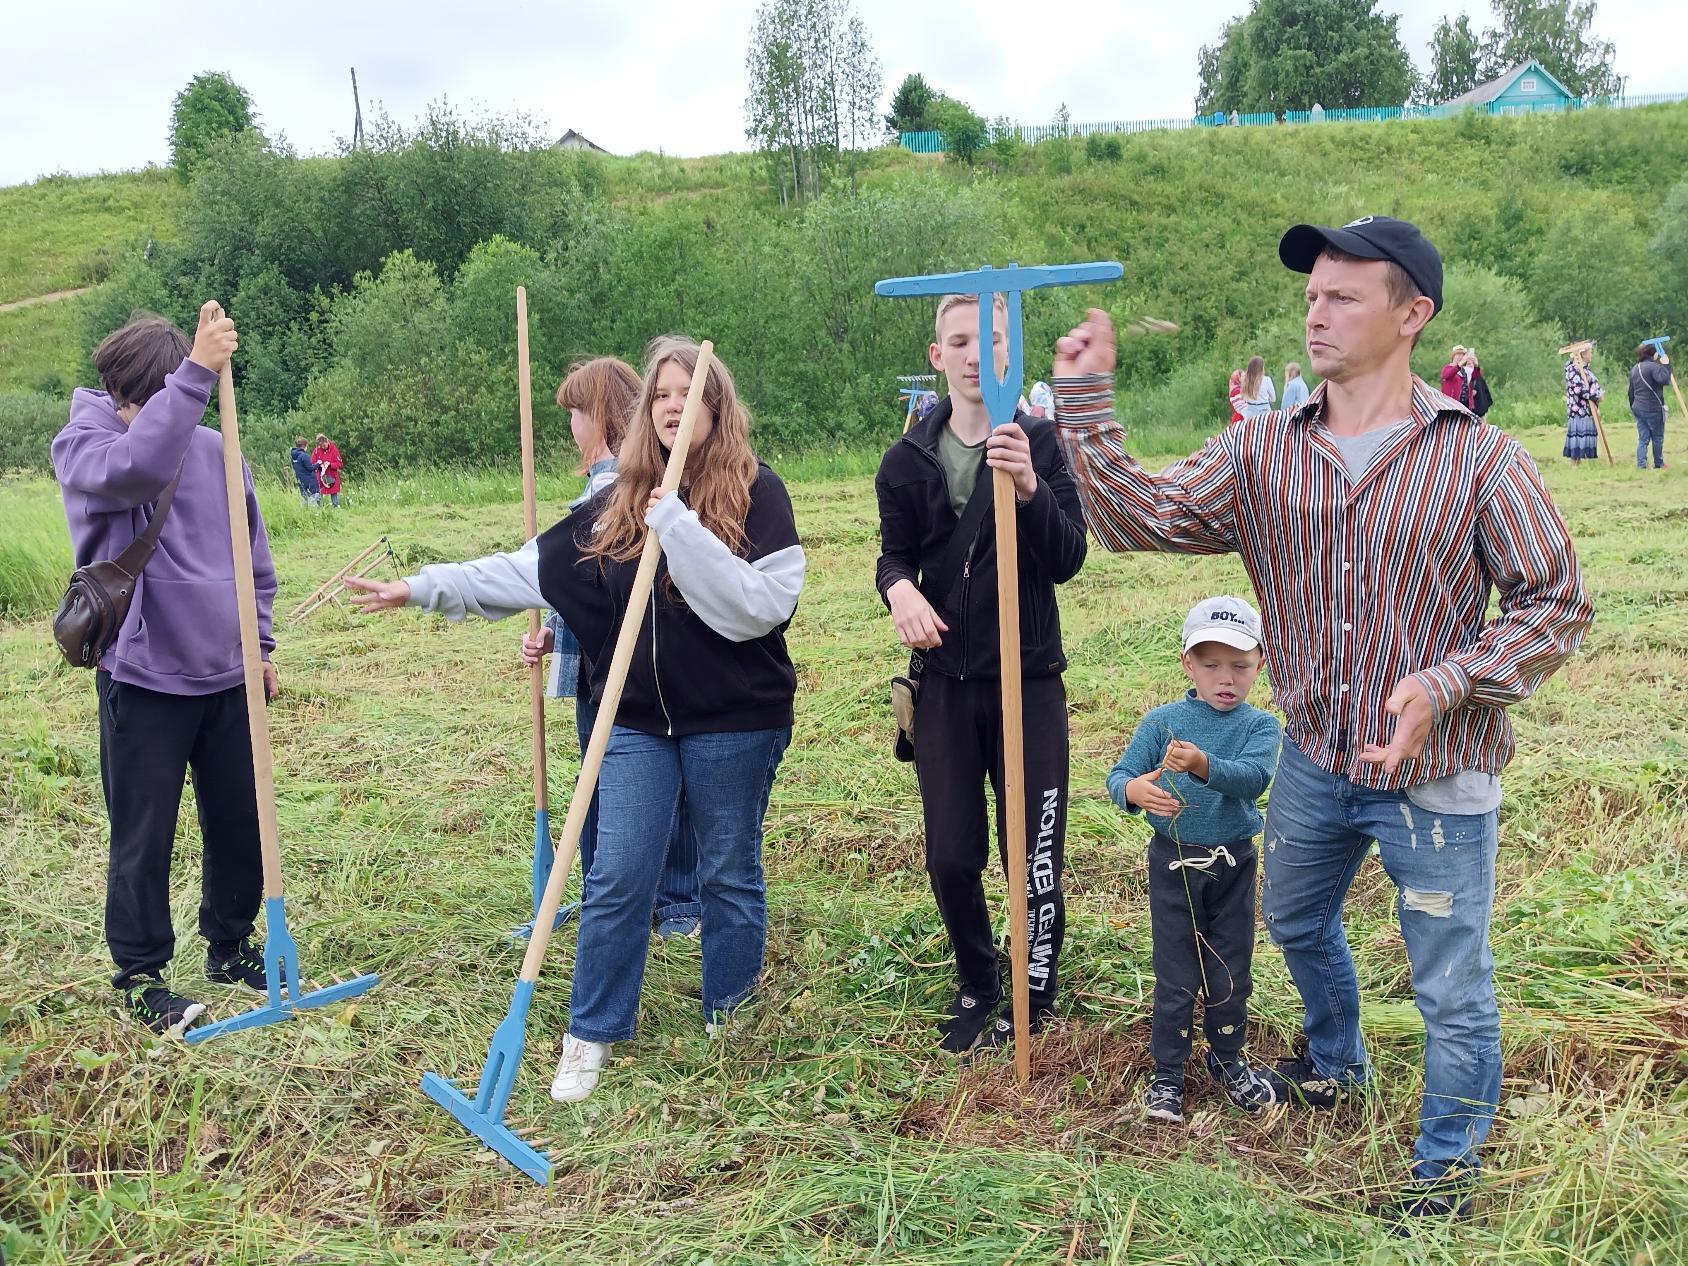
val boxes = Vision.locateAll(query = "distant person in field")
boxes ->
[1235,356,1275,421]
[1628,342,1672,470]
[874,293,1087,1057]
[290,436,320,505]
[1280,362,1310,415]
[1465,349,1492,420]
[344,357,702,938]
[1051,215,1592,1224]
[312,432,344,506]
[1227,369,1244,424]
[53,302,277,1037]
[1563,346,1602,466]
[1440,345,1469,405]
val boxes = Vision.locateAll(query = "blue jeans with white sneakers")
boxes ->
[567,724,789,1043]
[1263,739,1501,1181]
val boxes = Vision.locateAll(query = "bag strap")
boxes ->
[908,452,994,683]
[110,462,186,578]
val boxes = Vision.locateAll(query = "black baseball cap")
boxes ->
[1279,215,1443,317]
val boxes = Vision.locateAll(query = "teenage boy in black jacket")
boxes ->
[875,293,1088,1055]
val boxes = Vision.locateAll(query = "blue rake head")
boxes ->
[875,261,1124,426]
[421,979,554,1185]
[1642,335,1671,357]
[511,807,571,940]
[186,896,380,1044]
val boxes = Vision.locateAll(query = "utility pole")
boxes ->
[350,67,364,148]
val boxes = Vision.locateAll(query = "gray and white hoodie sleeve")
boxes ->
[404,536,545,622]
[646,492,805,642]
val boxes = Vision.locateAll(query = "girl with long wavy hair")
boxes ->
[536,335,806,1103]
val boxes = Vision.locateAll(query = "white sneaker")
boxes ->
[549,1033,611,1103]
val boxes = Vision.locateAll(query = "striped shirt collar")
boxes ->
[1292,374,1476,429]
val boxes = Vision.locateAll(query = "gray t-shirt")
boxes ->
[1319,420,1502,816]
[937,422,986,518]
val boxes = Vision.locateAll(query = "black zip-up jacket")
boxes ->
[874,400,1087,680]
[537,464,802,736]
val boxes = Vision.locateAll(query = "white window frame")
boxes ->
[1522,77,1538,92]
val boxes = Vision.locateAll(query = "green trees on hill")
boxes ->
[1197,0,1418,113]
[29,98,1688,474]
[168,72,261,183]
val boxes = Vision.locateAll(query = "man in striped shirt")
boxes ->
[1051,216,1593,1223]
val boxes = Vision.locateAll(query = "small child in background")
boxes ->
[1107,596,1286,1123]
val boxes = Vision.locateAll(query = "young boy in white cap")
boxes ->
[1107,595,1285,1122]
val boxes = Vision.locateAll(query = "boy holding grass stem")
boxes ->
[1107,595,1285,1123]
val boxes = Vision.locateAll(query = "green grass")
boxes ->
[0,168,183,305]
[0,289,93,394]
[2,424,1686,1263]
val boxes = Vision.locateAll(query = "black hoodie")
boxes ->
[874,400,1087,680]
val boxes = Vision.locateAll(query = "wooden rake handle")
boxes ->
[515,342,716,983]
[515,287,547,809]
[993,464,1032,1084]
[218,362,286,900]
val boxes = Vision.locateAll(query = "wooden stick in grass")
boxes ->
[993,460,1033,1084]
[218,359,286,901]
[516,287,549,847]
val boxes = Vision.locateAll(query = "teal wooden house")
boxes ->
[1443,59,1578,114]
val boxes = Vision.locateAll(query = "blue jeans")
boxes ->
[1635,409,1665,468]
[568,724,789,1042]
[574,697,699,924]
[1263,740,1501,1180]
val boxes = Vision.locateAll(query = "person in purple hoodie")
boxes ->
[53,301,277,1037]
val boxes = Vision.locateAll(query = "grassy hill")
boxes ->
[1,102,1685,466]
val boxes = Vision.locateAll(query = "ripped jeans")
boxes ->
[1263,739,1501,1181]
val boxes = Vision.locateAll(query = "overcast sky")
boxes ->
[2,0,1682,186]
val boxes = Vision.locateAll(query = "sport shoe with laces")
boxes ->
[936,986,1002,1056]
[124,977,207,1037]
[550,1033,611,1103]
[1273,1043,1367,1109]
[974,1004,1056,1053]
[1205,1049,1288,1112]
[1142,1075,1185,1124]
[206,938,268,991]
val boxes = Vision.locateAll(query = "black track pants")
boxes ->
[912,670,1068,1011]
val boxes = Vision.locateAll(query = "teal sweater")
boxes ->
[1107,691,1282,845]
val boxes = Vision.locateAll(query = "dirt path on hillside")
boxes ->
[0,286,93,314]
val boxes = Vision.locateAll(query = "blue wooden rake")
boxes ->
[874,262,1121,1082]
[188,360,379,1045]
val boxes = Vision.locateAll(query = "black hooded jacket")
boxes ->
[874,399,1087,680]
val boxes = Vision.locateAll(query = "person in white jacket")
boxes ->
[345,357,703,936]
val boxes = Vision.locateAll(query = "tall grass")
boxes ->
[0,479,69,617]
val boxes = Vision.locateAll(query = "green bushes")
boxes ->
[0,393,67,474]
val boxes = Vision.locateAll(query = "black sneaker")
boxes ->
[1206,1049,1289,1113]
[124,978,207,1036]
[1385,1177,1476,1233]
[1273,1045,1367,1109]
[974,1004,1056,1052]
[936,986,1002,1056]
[1142,1075,1185,1124]
[207,938,267,991]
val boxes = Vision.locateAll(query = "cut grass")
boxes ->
[1,422,1685,1263]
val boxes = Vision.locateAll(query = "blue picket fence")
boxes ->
[900,89,1688,153]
